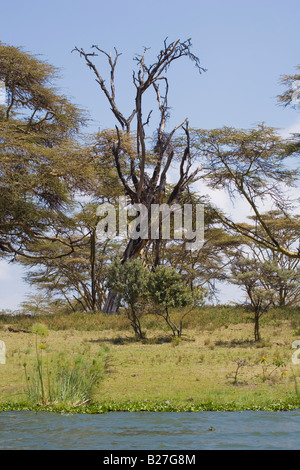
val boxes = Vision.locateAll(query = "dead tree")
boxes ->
[74,39,205,312]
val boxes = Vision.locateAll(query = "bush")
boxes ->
[148,266,194,337]
[105,258,149,339]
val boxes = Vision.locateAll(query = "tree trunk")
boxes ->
[90,228,96,312]
[103,291,120,314]
[254,311,260,342]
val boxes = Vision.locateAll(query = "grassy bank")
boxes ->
[1,306,300,412]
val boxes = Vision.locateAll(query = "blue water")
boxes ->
[0,410,300,450]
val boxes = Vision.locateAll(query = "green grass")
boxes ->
[1,304,299,332]
[1,306,300,412]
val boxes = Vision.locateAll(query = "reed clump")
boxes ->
[23,323,108,406]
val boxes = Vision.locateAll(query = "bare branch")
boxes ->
[72,46,135,130]
[112,126,137,200]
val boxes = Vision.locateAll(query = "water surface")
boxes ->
[0,410,299,450]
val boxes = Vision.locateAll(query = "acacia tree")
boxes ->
[228,211,300,308]
[193,124,299,260]
[74,39,206,313]
[0,42,89,260]
[230,255,275,341]
[22,204,126,312]
[192,61,300,261]
[19,130,126,313]
[279,63,300,105]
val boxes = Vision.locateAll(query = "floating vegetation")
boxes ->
[1,399,300,414]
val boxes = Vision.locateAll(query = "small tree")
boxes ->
[232,212,300,307]
[230,254,275,341]
[105,259,148,340]
[247,287,275,342]
[148,265,194,337]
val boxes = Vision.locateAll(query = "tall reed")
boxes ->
[23,323,108,405]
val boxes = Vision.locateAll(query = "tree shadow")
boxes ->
[88,336,137,345]
[88,334,192,345]
[215,339,256,348]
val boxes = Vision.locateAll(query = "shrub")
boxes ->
[105,258,149,340]
[148,266,194,337]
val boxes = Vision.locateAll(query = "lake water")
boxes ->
[0,410,300,450]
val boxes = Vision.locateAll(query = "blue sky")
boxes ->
[0,0,300,309]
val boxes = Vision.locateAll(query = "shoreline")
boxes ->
[1,399,300,413]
